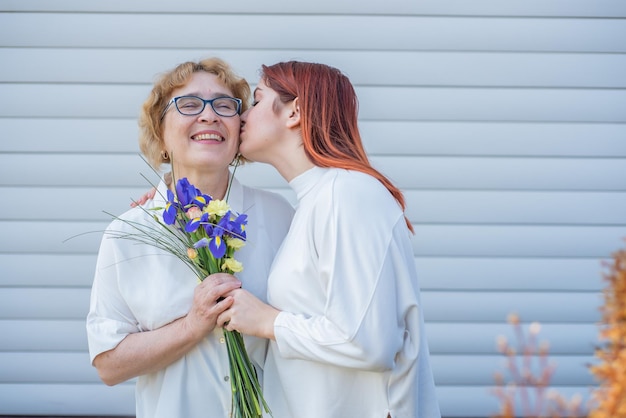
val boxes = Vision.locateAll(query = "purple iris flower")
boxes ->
[185,212,208,233]
[175,177,212,209]
[207,214,232,258]
[209,235,226,259]
[227,213,248,240]
[193,194,212,209]
[163,189,179,225]
[203,222,214,237]
[193,237,209,249]
[175,178,199,206]
[192,215,230,259]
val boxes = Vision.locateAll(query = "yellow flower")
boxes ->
[226,237,246,250]
[222,258,243,273]
[206,199,230,217]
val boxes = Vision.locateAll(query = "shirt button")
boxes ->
[219,337,225,344]
[224,376,230,382]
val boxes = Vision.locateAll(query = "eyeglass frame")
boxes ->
[160,95,243,120]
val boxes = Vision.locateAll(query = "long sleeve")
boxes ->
[264,167,440,418]
[272,169,412,371]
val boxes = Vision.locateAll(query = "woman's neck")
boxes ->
[270,145,315,182]
[170,167,230,200]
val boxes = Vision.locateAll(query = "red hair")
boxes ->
[261,61,414,233]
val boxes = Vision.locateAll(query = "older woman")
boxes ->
[86,58,294,418]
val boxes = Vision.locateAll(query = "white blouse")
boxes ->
[264,167,441,418]
[86,176,294,418]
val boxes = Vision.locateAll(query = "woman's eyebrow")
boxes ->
[181,91,234,98]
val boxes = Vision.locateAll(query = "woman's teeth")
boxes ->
[192,133,223,141]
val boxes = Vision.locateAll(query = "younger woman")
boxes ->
[221,61,441,418]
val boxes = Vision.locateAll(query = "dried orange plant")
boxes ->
[492,313,582,418]
[589,245,626,417]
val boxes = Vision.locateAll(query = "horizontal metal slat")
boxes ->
[2,154,625,190]
[3,49,625,88]
[3,84,626,122]
[0,320,600,355]
[3,119,626,157]
[0,288,602,323]
[0,254,607,291]
[1,14,625,52]
[1,220,624,257]
[0,352,595,386]
[1,0,625,17]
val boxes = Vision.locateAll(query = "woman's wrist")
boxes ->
[265,308,280,340]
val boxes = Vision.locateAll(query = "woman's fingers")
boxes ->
[130,188,157,207]
[183,275,240,338]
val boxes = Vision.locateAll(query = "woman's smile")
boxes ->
[191,130,225,142]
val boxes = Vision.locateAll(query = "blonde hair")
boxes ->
[138,57,251,170]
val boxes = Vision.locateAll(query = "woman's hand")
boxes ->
[218,288,280,340]
[92,273,241,386]
[131,172,171,207]
[130,188,157,207]
[183,273,242,340]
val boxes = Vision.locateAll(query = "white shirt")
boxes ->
[264,167,441,418]
[86,176,294,418]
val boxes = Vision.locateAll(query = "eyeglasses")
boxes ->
[161,95,242,119]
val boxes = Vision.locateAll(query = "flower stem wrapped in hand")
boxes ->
[107,176,271,418]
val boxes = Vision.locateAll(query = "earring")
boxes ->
[161,150,169,161]
[229,153,241,167]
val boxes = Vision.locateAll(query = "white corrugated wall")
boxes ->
[1,1,625,416]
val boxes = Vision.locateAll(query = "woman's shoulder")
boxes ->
[106,202,162,232]
[242,185,295,215]
[241,185,295,239]
[329,168,391,198]
[325,168,402,214]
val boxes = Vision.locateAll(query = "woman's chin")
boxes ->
[238,145,256,162]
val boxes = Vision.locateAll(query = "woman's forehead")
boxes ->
[175,72,233,98]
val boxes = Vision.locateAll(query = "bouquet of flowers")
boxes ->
[107,175,271,418]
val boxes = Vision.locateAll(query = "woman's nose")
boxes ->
[198,105,219,122]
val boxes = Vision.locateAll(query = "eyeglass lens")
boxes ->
[175,96,239,117]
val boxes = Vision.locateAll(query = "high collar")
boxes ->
[288,166,329,201]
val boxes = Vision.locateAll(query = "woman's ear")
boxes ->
[285,97,301,129]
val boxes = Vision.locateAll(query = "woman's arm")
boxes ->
[94,315,199,385]
[219,287,279,341]
[130,172,170,207]
[248,180,408,371]
[93,274,240,385]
